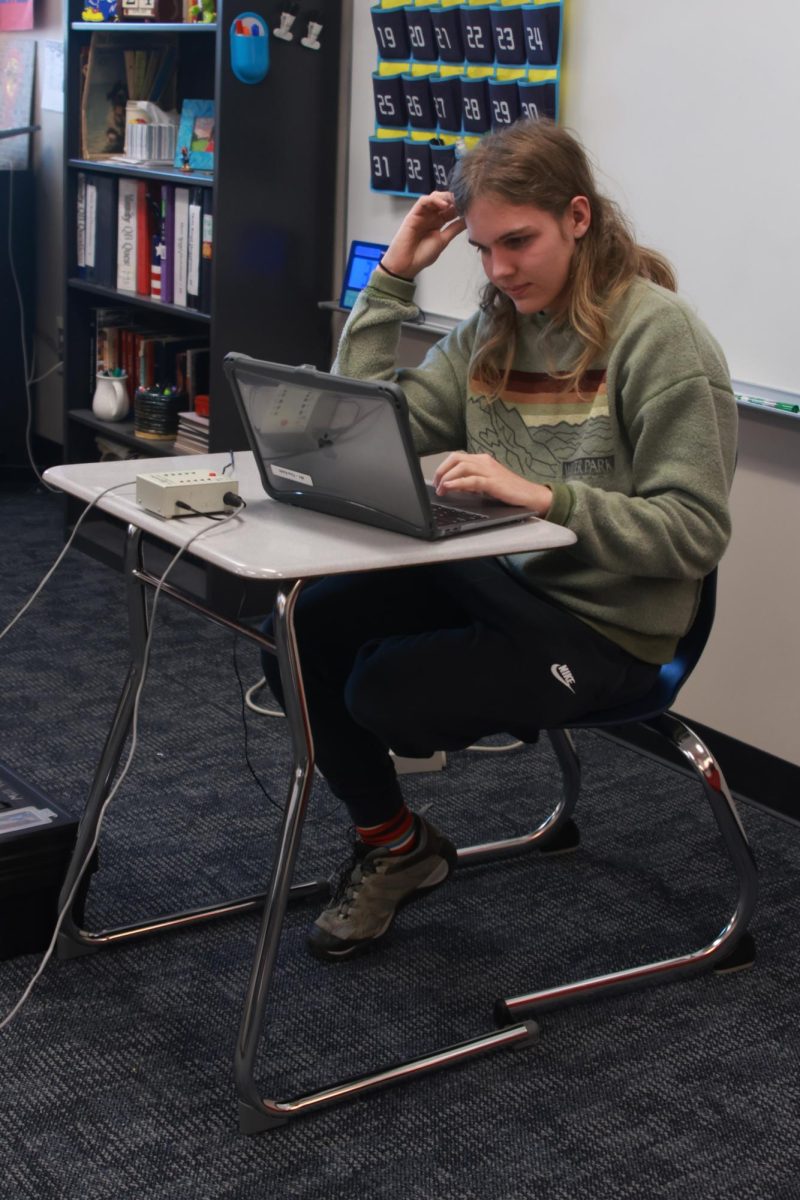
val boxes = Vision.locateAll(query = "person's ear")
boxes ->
[570,195,591,240]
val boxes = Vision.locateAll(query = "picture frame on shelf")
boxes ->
[119,0,184,21]
[174,99,215,171]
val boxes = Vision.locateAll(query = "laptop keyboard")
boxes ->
[430,502,487,528]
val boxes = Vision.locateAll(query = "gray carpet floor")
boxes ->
[0,481,798,1200]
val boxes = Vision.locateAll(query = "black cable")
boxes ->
[232,630,282,812]
[174,494,246,521]
[174,502,227,521]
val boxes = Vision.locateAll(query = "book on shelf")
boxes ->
[173,185,190,307]
[186,186,203,310]
[161,184,175,305]
[77,169,211,317]
[176,344,210,406]
[115,176,136,292]
[173,410,210,455]
[88,305,209,410]
[136,179,151,296]
[76,174,87,278]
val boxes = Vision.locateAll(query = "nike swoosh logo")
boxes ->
[550,663,576,693]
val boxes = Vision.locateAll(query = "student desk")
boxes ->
[44,451,577,1133]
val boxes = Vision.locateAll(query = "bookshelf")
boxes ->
[62,1,343,464]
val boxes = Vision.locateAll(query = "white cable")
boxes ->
[0,482,134,642]
[244,675,284,718]
[0,504,244,1033]
[28,359,63,387]
[465,739,525,753]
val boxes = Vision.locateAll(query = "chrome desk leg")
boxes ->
[57,531,324,961]
[234,581,539,1133]
[235,579,319,1128]
[497,714,758,1023]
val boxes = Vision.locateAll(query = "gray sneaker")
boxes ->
[308,815,457,961]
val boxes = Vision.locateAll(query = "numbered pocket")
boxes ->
[404,7,438,62]
[429,141,457,190]
[369,136,407,192]
[517,79,558,123]
[404,139,433,194]
[459,6,494,64]
[372,73,407,129]
[490,6,526,65]
[430,74,462,133]
[488,78,521,129]
[371,6,410,61]
[521,4,561,66]
[401,75,436,130]
[430,5,464,64]
[460,76,491,134]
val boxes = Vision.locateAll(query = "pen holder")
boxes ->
[230,13,270,84]
[92,372,129,422]
[134,386,185,441]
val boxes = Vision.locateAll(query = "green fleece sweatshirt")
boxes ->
[333,268,737,664]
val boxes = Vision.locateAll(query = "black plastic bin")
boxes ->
[0,761,91,960]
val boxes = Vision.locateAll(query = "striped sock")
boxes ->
[356,805,418,855]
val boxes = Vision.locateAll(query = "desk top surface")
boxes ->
[45,452,576,581]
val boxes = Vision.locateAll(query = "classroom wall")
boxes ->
[344,0,800,765]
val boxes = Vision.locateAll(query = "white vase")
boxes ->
[92,373,129,422]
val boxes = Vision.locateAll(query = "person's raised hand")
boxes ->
[380,191,466,280]
[432,451,553,514]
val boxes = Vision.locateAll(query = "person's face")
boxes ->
[465,194,591,315]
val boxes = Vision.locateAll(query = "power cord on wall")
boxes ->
[2,154,62,493]
[0,499,245,1034]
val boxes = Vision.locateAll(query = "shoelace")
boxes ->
[330,843,375,916]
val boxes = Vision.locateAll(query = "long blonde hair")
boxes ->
[449,120,676,395]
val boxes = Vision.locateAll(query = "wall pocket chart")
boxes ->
[369,0,563,198]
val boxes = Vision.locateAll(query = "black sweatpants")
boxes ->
[261,557,658,827]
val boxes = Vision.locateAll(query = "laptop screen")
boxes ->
[232,362,428,529]
[339,240,388,310]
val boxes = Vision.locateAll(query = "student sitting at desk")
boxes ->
[261,118,737,962]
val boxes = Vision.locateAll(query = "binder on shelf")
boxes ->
[116,177,138,293]
[186,186,203,311]
[76,173,87,279]
[150,184,166,301]
[84,174,117,289]
[200,189,213,314]
[160,184,175,306]
[136,180,152,297]
[173,186,190,307]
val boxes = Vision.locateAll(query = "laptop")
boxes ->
[339,239,388,310]
[223,353,540,541]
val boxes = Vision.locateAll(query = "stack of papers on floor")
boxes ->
[172,411,209,455]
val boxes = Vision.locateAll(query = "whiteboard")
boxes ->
[345,0,800,393]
